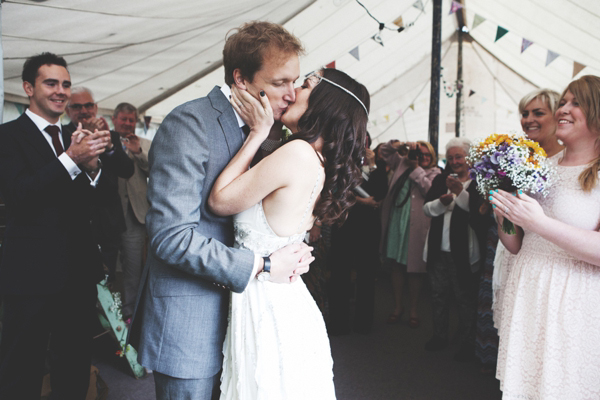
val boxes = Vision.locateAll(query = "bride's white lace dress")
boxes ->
[496,164,600,399]
[220,178,336,399]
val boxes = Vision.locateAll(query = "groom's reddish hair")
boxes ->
[223,21,304,87]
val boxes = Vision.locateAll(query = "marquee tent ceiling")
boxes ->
[3,0,600,148]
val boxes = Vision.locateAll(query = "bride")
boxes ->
[208,68,370,399]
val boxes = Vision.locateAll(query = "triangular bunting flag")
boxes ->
[472,14,485,30]
[372,33,384,47]
[495,26,509,42]
[373,120,378,126]
[349,46,360,61]
[393,16,403,27]
[469,90,475,97]
[545,50,559,67]
[409,104,415,111]
[144,116,152,129]
[482,97,487,104]
[384,115,390,122]
[521,38,534,53]
[396,109,403,117]
[326,61,336,69]
[413,0,425,12]
[573,61,586,77]
[449,1,463,15]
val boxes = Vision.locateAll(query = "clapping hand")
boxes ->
[81,116,110,133]
[439,193,454,206]
[446,175,463,195]
[122,134,142,154]
[66,123,111,166]
[230,86,274,141]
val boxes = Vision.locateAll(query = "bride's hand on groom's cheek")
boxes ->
[231,86,273,138]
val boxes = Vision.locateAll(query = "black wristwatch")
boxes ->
[257,256,271,282]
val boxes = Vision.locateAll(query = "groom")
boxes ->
[129,22,309,398]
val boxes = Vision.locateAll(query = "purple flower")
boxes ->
[490,152,503,164]
[498,170,507,177]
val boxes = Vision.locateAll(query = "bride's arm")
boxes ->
[491,189,600,265]
[209,87,296,216]
[209,139,314,216]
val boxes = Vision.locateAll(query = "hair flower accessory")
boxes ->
[467,132,556,234]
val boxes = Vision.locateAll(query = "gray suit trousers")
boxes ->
[154,371,220,400]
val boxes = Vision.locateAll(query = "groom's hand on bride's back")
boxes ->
[268,242,314,284]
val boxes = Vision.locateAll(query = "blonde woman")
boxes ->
[491,75,600,399]
[493,88,563,331]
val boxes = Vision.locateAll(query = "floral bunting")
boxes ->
[521,38,534,53]
[545,50,560,67]
[495,26,509,42]
[472,14,486,30]
[573,61,586,77]
[449,1,463,15]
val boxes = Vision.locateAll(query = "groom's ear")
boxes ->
[232,69,248,90]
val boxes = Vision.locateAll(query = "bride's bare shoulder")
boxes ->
[271,139,319,162]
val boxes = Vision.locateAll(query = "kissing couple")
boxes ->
[129,21,370,399]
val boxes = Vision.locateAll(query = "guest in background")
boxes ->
[423,138,481,361]
[491,75,600,399]
[113,103,151,322]
[379,140,440,328]
[493,88,562,332]
[65,88,134,282]
[328,136,388,334]
[472,200,498,374]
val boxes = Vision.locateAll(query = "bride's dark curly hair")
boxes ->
[291,68,370,226]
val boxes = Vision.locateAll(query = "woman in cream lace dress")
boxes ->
[492,88,564,332]
[490,75,600,399]
[209,68,370,399]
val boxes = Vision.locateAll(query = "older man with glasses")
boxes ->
[65,87,134,283]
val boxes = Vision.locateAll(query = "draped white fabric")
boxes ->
[3,0,600,147]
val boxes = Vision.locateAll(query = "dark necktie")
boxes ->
[45,125,64,157]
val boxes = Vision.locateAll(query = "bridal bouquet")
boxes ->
[467,132,555,234]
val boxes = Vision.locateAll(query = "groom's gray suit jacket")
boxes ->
[130,86,255,379]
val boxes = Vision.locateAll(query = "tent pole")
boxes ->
[0,1,4,123]
[455,2,466,138]
[428,0,442,156]
[455,29,462,138]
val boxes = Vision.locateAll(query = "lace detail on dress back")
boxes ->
[233,169,322,256]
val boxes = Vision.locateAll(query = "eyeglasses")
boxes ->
[68,102,95,111]
[305,71,369,117]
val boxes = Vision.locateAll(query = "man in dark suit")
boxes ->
[65,87,134,282]
[0,52,112,399]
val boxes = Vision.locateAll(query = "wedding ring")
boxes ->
[505,206,510,214]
